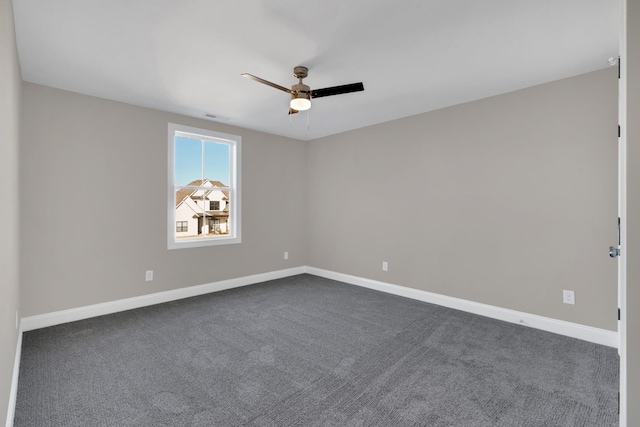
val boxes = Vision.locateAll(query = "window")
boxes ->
[168,123,241,249]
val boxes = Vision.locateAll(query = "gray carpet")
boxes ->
[14,274,618,426]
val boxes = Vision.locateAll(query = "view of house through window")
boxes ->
[168,123,241,249]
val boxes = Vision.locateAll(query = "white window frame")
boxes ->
[168,123,241,249]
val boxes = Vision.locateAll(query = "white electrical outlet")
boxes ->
[284,251,289,260]
[145,270,153,281]
[382,261,388,271]
[563,290,575,305]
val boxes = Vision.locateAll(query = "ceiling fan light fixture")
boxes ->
[290,93,311,111]
[243,66,364,115]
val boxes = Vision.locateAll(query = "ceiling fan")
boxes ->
[242,66,364,114]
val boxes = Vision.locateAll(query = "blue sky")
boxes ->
[174,136,230,186]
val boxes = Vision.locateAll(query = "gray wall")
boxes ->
[308,68,618,331]
[625,0,640,423]
[20,83,307,317]
[0,0,21,423]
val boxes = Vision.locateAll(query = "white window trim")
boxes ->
[168,123,241,250]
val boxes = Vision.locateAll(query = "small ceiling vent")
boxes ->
[204,113,231,122]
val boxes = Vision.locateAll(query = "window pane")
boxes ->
[175,189,198,239]
[174,187,231,240]
[204,186,231,236]
[174,136,203,186]
[204,141,230,187]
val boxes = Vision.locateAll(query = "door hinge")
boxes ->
[618,391,620,414]
[618,56,621,79]
[618,217,621,245]
[618,308,621,321]
[619,125,621,138]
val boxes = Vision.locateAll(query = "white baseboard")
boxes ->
[19,265,618,349]
[21,267,306,332]
[6,324,22,427]
[305,267,618,348]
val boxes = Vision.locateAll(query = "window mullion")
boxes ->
[201,138,205,183]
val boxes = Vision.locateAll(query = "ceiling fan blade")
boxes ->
[241,73,292,94]
[311,82,364,99]
[288,108,299,115]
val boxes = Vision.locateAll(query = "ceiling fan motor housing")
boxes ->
[292,83,310,95]
[290,82,311,111]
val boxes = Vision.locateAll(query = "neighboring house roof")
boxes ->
[175,188,194,207]
[193,211,229,218]
[175,179,230,207]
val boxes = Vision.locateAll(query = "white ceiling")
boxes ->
[12,0,620,141]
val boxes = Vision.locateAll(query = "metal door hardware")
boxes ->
[609,246,620,258]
